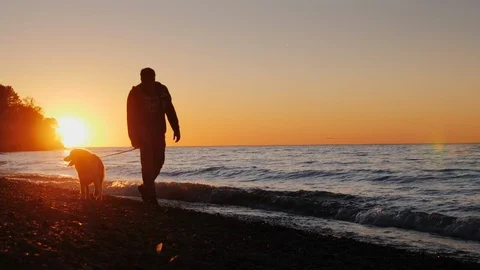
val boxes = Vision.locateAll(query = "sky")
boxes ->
[1,0,479,146]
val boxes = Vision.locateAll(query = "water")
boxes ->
[1,144,480,261]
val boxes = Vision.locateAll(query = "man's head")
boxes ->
[140,67,156,83]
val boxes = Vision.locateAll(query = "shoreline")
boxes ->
[0,177,478,269]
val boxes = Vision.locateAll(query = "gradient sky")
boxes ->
[1,0,479,146]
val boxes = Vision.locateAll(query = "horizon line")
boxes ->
[81,142,480,148]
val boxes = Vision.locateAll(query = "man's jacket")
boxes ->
[127,81,179,147]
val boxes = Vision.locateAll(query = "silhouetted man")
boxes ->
[127,67,180,205]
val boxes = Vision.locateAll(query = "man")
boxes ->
[127,67,180,205]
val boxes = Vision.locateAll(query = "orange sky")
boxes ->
[1,1,479,147]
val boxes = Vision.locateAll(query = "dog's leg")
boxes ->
[80,182,86,200]
[94,181,103,201]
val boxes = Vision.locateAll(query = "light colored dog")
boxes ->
[64,149,105,200]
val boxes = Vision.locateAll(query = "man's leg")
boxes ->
[147,140,166,202]
[152,143,166,179]
[140,147,156,202]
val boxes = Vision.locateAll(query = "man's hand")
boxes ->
[173,129,181,143]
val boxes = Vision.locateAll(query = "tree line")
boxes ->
[0,84,64,151]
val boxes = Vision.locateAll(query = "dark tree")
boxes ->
[0,84,64,151]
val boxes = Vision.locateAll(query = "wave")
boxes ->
[162,166,347,180]
[423,168,480,173]
[105,181,480,242]
[163,166,459,182]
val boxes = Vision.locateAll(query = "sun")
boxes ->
[57,117,88,147]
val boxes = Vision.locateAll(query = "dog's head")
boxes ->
[63,149,91,166]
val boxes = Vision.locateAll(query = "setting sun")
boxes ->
[57,117,88,147]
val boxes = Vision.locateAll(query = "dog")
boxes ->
[64,148,105,200]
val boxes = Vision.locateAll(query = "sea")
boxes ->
[1,144,480,262]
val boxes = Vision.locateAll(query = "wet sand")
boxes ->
[0,177,478,270]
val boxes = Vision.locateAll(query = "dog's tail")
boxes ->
[98,159,105,181]
[93,154,105,181]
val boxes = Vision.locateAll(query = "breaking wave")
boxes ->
[106,180,480,242]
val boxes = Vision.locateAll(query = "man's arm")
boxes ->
[127,88,141,148]
[162,86,181,142]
